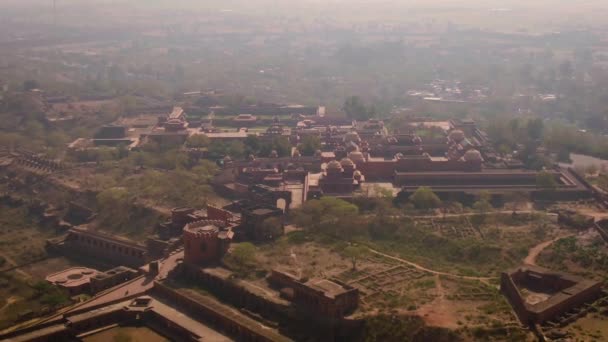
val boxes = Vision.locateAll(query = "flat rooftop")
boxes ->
[46,267,99,288]
[306,279,349,298]
[201,132,249,139]
[252,208,275,216]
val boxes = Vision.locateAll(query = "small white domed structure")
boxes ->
[463,149,483,162]
[449,129,466,142]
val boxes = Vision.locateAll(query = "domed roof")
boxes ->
[449,129,465,142]
[463,149,483,162]
[340,158,354,167]
[344,131,361,143]
[270,150,278,158]
[354,170,362,177]
[345,143,359,153]
[327,160,342,170]
[223,155,232,162]
[348,151,365,163]
[292,149,301,157]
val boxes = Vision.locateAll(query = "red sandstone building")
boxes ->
[501,265,603,325]
[183,222,233,265]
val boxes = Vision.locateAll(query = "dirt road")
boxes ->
[367,248,497,282]
[523,234,573,266]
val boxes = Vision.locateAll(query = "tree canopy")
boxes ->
[298,135,321,156]
[96,187,135,231]
[343,244,367,270]
[409,187,442,210]
[343,96,376,121]
[291,197,360,236]
[223,243,258,278]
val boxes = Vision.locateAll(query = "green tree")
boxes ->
[298,135,322,156]
[473,200,493,215]
[259,217,284,240]
[292,197,359,236]
[32,281,70,308]
[409,187,442,210]
[96,187,134,231]
[223,243,257,278]
[343,96,374,121]
[527,118,545,141]
[343,245,366,270]
[244,135,261,155]
[186,134,210,148]
[227,141,245,159]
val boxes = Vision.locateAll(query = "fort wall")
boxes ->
[63,228,147,267]
[152,282,292,342]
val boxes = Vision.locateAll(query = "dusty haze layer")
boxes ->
[3,0,608,32]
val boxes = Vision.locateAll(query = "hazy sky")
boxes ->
[3,0,608,33]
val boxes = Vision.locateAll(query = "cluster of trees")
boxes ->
[0,94,72,157]
[343,96,378,121]
[541,236,608,270]
[298,135,322,156]
[31,281,71,308]
[544,124,608,160]
[409,187,442,210]
[222,242,259,278]
[205,136,293,160]
[243,136,291,158]
[291,197,360,237]
[96,187,140,232]
[129,164,217,208]
[290,195,513,276]
[487,115,608,163]
[485,117,550,169]
[94,184,171,235]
